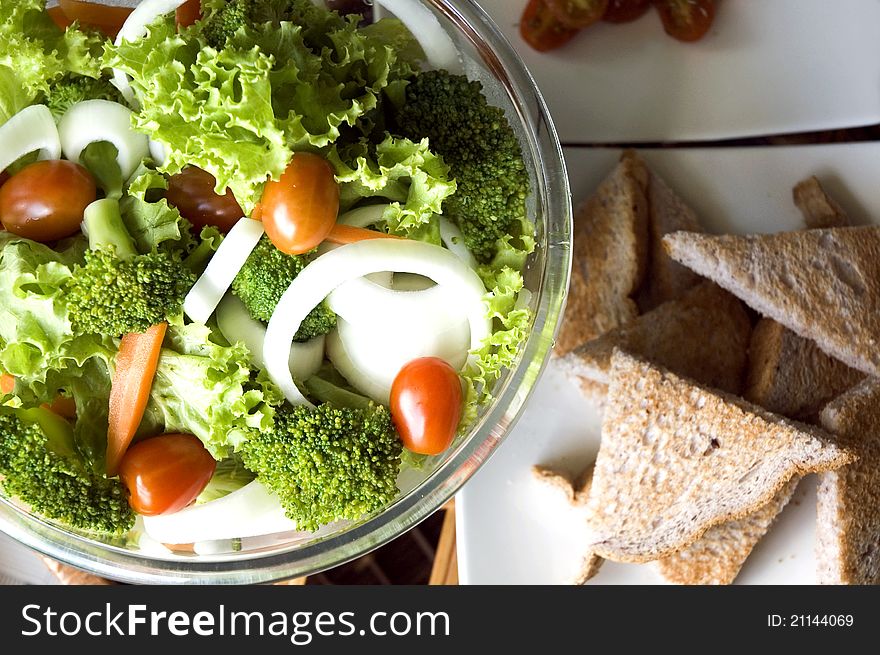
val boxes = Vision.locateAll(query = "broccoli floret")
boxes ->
[231,235,336,342]
[64,199,195,337]
[0,406,134,536]
[202,0,252,47]
[393,70,531,262]
[44,75,123,120]
[239,389,402,532]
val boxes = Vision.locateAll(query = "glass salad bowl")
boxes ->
[0,0,572,584]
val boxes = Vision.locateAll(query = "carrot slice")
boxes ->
[0,374,15,395]
[59,0,132,38]
[48,6,74,31]
[106,322,167,476]
[325,224,403,245]
[176,0,202,28]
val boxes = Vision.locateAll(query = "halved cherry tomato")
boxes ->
[59,0,132,38]
[390,357,463,456]
[165,166,244,233]
[260,152,340,255]
[652,0,715,42]
[118,433,216,516]
[176,0,202,28]
[546,0,609,28]
[603,0,650,23]
[520,0,581,52]
[0,160,96,242]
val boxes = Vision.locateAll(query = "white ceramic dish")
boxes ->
[457,142,880,584]
[477,0,880,144]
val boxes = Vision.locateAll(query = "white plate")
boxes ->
[457,142,880,584]
[477,0,880,143]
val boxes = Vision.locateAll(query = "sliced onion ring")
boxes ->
[0,105,60,174]
[337,204,389,229]
[143,480,299,544]
[58,100,150,179]
[373,0,462,73]
[112,0,188,108]
[264,239,490,406]
[216,293,324,380]
[184,217,259,325]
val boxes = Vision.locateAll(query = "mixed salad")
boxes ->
[0,0,534,549]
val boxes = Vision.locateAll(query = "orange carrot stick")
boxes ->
[106,322,167,476]
[325,224,403,245]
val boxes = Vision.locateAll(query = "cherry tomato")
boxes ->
[652,0,715,42]
[47,6,74,31]
[165,166,244,233]
[118,434,216,516]
[520,0,581,52]
[0,160,96,241]
[176,0,202,28]
[603,0,650,23]
[0,171,9,189]
[59,0,132,38]
[390,358,463,456]
[260,152,339,255]
[546,0,609,28]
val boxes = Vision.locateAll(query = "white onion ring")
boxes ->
[143,480,299,544]
[373,0,462,73]
[216,293,324,380]
[112,0,188,108]
[183,217,259,325]
[58,100,150,179]
[337,204,389,229]
[0,105,60,174]
[263,239,490,406]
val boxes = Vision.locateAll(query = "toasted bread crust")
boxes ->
[745,318,863,421]
[793,176,849,229]
[817,379,880,584]
[664,227,880,376]
[563,283,750,394]
[657,478,798,585]
[585,351,854,563]
[555,151,649,356]
[639,172,704,311]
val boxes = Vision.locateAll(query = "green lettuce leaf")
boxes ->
[329,134,456,243]
[0,0,105,99]
[104,3,420,213]
[121,167,195,255]
[137,323,283,459]
[0,65,31,126]
[460,265,532,429]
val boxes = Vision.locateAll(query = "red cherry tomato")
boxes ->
[603,0,650,23]
[390,358,463,456]
[652,0,715,42]
[0,160,96,241]
[58,0,132,38]
[176,0,202,28]
[0,171,9,189]
[118,434,216,516]
[165,166,244,233]
[546,0,609,28]
[520,0,581,52]
[260,152,340,255]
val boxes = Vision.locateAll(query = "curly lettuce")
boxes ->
[137,323,283,459]
[328,134,456,243]
[0,0,105,100]
[104,3,421,213]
